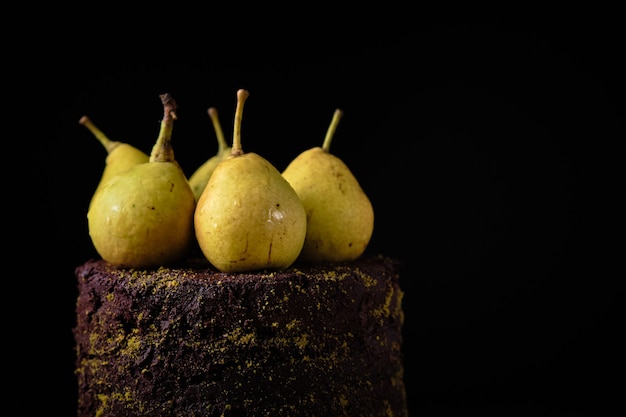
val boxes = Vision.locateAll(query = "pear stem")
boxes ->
[79,116,121,154]
[208,107,228,154]
[322,108,343,153]
[150,93,178,163]
[231,89,249,157]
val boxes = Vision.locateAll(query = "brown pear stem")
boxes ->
[231,89,249,157]
[322,108,343,153]
[150,93,178,163]
[79,116,121,154]
[208,107,228,154]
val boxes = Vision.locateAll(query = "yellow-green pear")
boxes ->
[282,108,374,263]
[87,94,196,269]
[79,115,149,208]
[194,89,307,273]
[188,107,232,200]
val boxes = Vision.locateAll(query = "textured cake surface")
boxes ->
[74,255,407,416]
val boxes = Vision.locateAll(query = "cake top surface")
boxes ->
[77,254,402,284]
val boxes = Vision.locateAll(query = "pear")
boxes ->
[188,107,232,200]
[282,108,374,263]
[87,94,196,269]
[194,89,307,273]
[79,115,149,208]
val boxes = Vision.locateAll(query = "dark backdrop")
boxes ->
[23,13,623,416]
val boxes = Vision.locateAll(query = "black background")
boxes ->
[20,11,624,416]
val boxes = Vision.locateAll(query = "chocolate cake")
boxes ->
[73,254,407,416]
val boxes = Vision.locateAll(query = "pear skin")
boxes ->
[194,89,307,272]
[87,94,196,268]
[80,115,149,208]
[282,109,374,263]
[188,107,232,200]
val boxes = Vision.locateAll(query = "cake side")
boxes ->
[74,255,407,417]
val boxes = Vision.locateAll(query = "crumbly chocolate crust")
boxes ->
[74,255,407,416]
